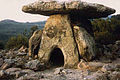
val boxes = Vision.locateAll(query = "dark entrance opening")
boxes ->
[49,48,64,67]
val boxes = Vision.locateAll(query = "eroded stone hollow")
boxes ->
[49,48,64,67]
[22,0,115,68]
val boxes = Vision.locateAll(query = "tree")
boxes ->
[0,41,4,49]
[30,25,39,34]
[5,35,28,49]
[91,15,120,44]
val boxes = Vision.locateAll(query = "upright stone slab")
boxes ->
[29,30,43,59]
[22,0,115,68]
[38,15,79,68]
[71,17,96,61]
[74,26,96,61]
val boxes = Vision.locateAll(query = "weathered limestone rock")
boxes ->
[1,59,15,70]
[78,59,105,71]
[29,30,42,58]
[22,0,115,19]
[78,59,90,70]
[74,26,96,61]
[109,71,120,80]
[22,0,116,68]
[17,52,27,56]
[25,59,45,71]
[18,46,28,53]
[38,15,79,68]
[85,71,108,80]
[0,58,4,67]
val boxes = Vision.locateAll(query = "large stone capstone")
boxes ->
[22,0,115,68]
[22,0,115,19]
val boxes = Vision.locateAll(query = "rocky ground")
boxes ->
[0,41,120,80]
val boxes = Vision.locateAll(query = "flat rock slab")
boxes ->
[22,0,115,19]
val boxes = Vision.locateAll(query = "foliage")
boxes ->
[5,25,39,50]
[5,34,28,49]
[29,25,39,37]
[0,20,45,44]
[0,41,4,49]
[92,14,120,44]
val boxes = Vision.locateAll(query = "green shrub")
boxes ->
[5,34,28,49]
[0,41,4,49]
[92,15,120,44]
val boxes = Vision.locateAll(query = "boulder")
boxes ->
[0,58,4,67]
[22,0,115,19]
[29,30,42,58]
[74,26,96,61]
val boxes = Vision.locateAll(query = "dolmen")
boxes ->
[22,0,115,68]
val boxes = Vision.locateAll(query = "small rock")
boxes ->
[5,68,35,79]
[107,44,113,49]
[4,59,15,63]
[0,53,3,58]
[0,70,12,80]
[17,52,27,56]
[18,46,28,53]
[101,64,116,72]
[115,40,120,45]
[5,68,22,78]
[16,72,42,80]
[85,71,108,80]
[54,67,64,74]
[78,59,90,70]
[52,75,67,80]
[88,62,105,71]
[25,59,44,71]
[5,68,21,74]
[1,59,16,70]
[109,71,120,80]
[0,70,6,78]
[20,69,35,74]
[0,58,4,67]
[17,76,39,80]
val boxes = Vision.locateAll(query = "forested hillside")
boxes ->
[92,14,120,44]
[0,19,45,43]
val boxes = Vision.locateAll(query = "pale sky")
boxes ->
[0,0,120,22]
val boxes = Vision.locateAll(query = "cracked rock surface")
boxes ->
[22,0,115,18]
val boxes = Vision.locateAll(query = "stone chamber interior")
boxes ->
[49,48,64,67]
